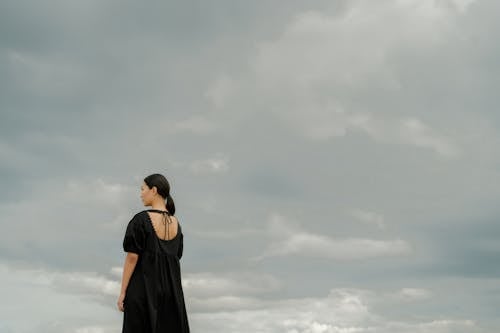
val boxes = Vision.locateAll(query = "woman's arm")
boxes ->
[117,253,139,311]
[120,253,139,294]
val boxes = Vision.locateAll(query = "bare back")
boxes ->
[146,211,179,241]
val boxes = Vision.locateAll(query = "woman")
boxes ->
[117,173,190,332]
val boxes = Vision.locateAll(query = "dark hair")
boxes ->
[144,173,176,215]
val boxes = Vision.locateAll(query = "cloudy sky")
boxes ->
[1,0,500,332]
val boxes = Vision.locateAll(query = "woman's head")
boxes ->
[141,173,176,215]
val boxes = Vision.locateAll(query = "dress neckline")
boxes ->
[147,208,171,215]
[144,210,179,242]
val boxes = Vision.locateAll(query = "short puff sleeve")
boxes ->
[123,214,146,255]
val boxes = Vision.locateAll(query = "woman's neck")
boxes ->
[151,203,167,211]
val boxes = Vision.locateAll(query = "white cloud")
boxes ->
[394,287,433,301]
[253,213,412,261]
[109,266,123,278]
[0,255,490,333]
[350,209,386,229]
[0,261,121,297]
[236,1,465,157]
[190,288,375,333]
[383,318,478,333]
[256,234,411,261]
[188,287,484,333]
[399,0,478,16]
[0,260,122,333]
[252,0,463,91]
[182,271,282,298]
[173,115,218,135]
[188,295,267,312]
[350,114,461,157]
[205,75,235,109]
[74,325,118,333]
[64,178,133,206]
[399,117,460,157]
[188,154,230,174]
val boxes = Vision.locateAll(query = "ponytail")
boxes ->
[166,193,176,215]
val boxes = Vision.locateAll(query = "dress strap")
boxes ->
[147,209,170,215]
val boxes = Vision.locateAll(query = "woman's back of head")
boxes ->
[144,173,176,215]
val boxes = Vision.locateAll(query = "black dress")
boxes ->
[122,209,190,333]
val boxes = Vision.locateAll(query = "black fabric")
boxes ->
[122,210,190,333]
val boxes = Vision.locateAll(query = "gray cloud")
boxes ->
[1,0,500,331]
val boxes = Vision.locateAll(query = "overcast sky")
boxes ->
[1,0,500,332]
